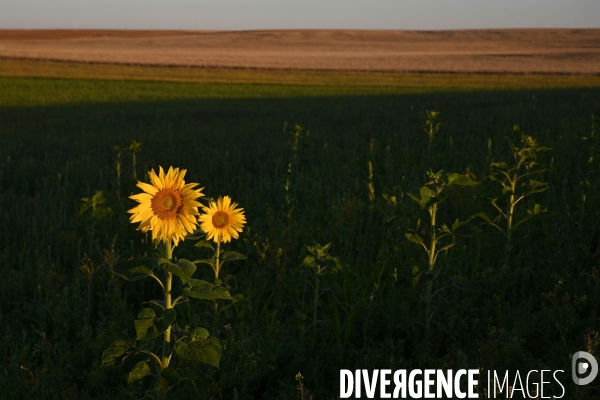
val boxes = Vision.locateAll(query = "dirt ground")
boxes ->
[0,29,598,74]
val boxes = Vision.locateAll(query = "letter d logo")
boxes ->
[572,351,598,385]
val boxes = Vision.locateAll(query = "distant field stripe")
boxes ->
[1,58,600,91]
[0,76,462,107]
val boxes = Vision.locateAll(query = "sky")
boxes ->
[1,0,599,31]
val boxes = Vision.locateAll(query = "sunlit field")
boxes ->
[2,60,600,398]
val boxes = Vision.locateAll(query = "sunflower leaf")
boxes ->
[192,259,215,267]
[175,336,221,367]
[325,255,343,273]
[447,173,480,187]
[491,162,510,172]
[101,340,135,367]
[159,367,180,388]
[113,259,157,281]
[192,327,210,341]
[128,361,152,384]
[417,266,442,286]
[302,255,317,268]
[520,180,549,197]
[221,251,245,263]
[194,239,214,250]
[422,190,448,209]
[184,279,232,300]
[419,187,432,208]
[134,306,177,341]
[176,259,196,284]
[186,229,206,241]
[159,260,183,278]
[159,259,196,284]
[405,232,424,245]
[144,299,165,309]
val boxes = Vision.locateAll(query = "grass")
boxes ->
[1,63,600,398]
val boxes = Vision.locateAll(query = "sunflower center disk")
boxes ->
[212,211,229,228]
[151,189,183,219]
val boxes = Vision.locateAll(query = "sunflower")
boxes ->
[128,166,203,246]
[199,196,246,243]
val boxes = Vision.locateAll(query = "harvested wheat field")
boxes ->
[0,28,599,74]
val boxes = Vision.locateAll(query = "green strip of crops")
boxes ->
[2,58,600,107]
[3,74,600,108]
[0,76,461,107]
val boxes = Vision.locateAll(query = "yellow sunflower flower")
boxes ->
[199,196,246,243]
[128,166,203,246]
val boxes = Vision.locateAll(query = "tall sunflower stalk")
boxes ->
[102,167,235,399]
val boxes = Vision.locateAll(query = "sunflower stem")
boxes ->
[159,240,173,400]
[505,176,516,268]
[213,241,221,328]
[313,269,320,338]
[426,202,437,340]
[215,241,221,280]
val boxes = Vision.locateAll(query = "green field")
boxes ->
[2,60,600,398]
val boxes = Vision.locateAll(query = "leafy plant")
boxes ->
[302,243,341,337]
[80,190,113,255]
[406,170,480,337]
[423,110,443,157]
[476,126,551,267]
[284,123,304,220]
[80,190,113,221]
[102,169,246,399]
[581,114,600,185]
[129,140,142,180]
[103,243,230,399]
[192,237,245,332]
[113,140,142,196]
